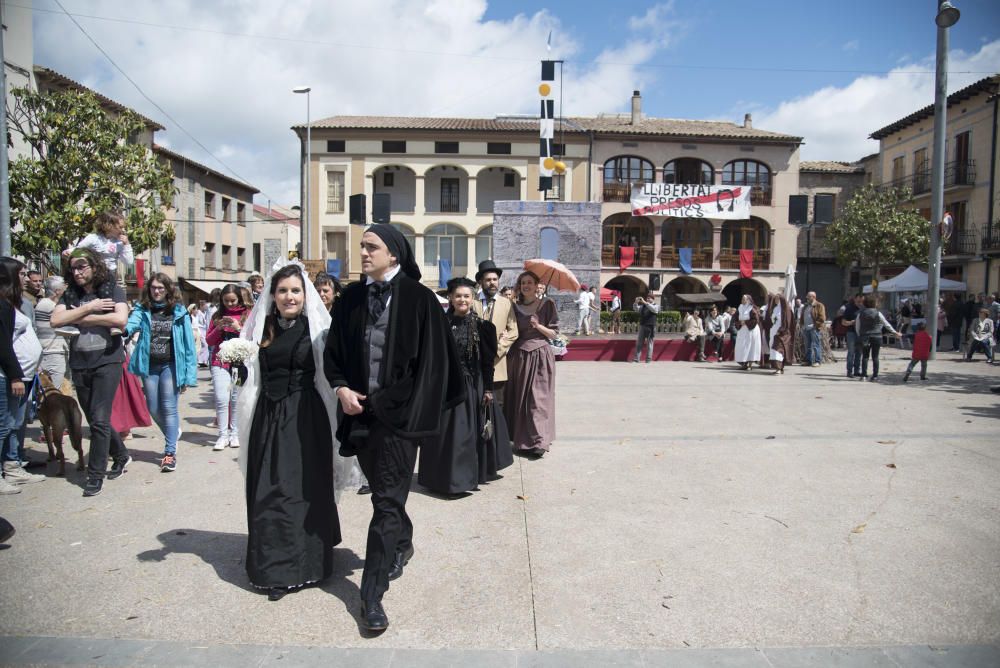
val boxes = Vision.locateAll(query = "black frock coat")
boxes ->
[324,272,464,453]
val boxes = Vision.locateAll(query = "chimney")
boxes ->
[631,90,641,125]
[743,113,752,129]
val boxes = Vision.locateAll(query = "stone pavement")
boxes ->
[0,350,998,667]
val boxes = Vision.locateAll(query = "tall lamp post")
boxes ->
[927,1,960,360]
[293,86,312,260]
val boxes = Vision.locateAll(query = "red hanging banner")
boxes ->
[619,246,635,272]
[135,259,146,289]
[739,250,753,278]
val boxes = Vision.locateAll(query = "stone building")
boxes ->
[795,158,875,307]
[869,75,1000,295]
[295,91,804,310]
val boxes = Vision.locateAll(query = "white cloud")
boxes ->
[31,0,678,205]
[754,39,1000,162]
[842,39,860,52]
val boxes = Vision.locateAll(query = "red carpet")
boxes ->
[558,336,735,362]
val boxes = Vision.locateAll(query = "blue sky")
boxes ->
[24,0,1000,205]
[484,0,1000,122]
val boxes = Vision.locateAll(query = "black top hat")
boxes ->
[475,260,503,282]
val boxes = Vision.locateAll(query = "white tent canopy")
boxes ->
[863,265,967,294]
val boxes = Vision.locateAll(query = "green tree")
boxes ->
[7,86,175,271]
[826,183,930,288]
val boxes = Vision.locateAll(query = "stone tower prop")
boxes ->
[492,200,602,332]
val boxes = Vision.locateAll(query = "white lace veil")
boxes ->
[235,258,361,503]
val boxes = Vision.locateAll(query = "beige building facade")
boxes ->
[870,75,1000,295]
[295,92,803,306]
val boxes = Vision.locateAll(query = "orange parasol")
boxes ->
[523,258,581,293]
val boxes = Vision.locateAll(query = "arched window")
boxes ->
[601,214,654,267]
[722,160,772,206]
[720,217,771,270]
[475,225,493,265]
[663,159,713,185]
[660,218,712,269]
[602,156,654,202]
[424,223,468,270]
[540,227,559,260]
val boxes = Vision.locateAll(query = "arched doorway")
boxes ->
[662,276,708,309]
[604,275,648,310]
[722,277,767,307]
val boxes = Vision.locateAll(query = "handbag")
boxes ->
[480,402,493,441]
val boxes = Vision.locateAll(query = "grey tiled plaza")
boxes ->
[1,353,998,666]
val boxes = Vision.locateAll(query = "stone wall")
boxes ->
[493,201,602,333]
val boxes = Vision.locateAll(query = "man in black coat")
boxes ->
[325,224,463,632]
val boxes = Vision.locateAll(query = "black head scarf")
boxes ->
[366,223,421,281]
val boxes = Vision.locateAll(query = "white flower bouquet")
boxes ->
[217,338,258,386]
[549,333,569,357]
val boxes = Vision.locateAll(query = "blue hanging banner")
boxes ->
[326,259,341,277]
[438,259,452,288]
[678,247,693,274]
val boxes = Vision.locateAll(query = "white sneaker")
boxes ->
[228,434,240,449]
[0,477,22,495]
[213,434,229,451]
[2,462,46,485]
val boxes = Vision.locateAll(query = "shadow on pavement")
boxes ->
[137,530,367,628]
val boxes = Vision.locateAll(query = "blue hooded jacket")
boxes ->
[125,303,198,388]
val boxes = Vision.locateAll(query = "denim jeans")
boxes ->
[845,330,861,376]
[950,323,963,351]
[861,335,882,377]
[966,340,994,362]
[143,362,180,455]
[210,366,240,439]
[1,376,34,463]
[804,328,822,364]
[634,325,655,362]
[75,362,127,479]
[905,359,928,379]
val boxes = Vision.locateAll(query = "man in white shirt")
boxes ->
[575,285,594,335]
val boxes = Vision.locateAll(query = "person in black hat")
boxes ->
[472,260,518,410]
[324,223,463,632]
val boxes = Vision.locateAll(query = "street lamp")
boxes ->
[293,86,311,260]
[927,1,959,360]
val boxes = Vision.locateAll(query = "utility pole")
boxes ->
[927,0,960,360]
[0,13,12,256]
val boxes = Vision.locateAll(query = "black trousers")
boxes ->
[861,335,882,378]
[355,421,418,603]
[74,361,127,479]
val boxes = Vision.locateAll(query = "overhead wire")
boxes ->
[49,0,284,205]
[19,2,995,76]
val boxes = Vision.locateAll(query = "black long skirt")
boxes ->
[419,370,513,494]
[245,386,341,589]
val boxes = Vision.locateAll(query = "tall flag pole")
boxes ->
[538,59,566,193]
[539,60,555,192]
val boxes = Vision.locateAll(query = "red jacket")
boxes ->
[912,330,932,361]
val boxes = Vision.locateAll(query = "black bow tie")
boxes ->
[369,281,391,319]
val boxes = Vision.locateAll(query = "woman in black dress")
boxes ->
[419,277,511,494]
[241,264,341,601]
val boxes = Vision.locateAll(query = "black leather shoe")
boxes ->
[268,587,287,602]
[387,545,415,581]
[360,599,389,632]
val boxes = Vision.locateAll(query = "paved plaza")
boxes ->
[1,351,999,666]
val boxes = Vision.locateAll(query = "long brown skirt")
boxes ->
[504,344,556,453]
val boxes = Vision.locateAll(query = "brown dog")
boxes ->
[37,372,85,476]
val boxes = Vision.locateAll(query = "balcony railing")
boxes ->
[943,225,979,256]
[660,247,713,269]
[883,159,976,194]
[602,245,654,267]
[718,247,771,270]
[982,227,1000,253]
[603,181,641,203]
